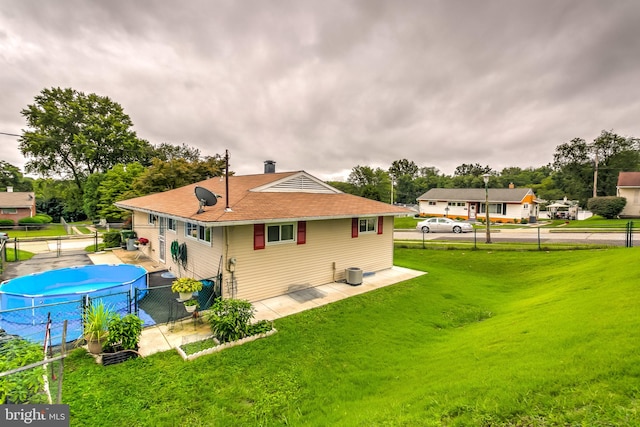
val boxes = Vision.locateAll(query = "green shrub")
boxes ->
[587,196,627,219]
[0,338,45,404]
[105,314,143,351]
[0,219,13,228]
[205,298,254,343]
[521,218,528,224]
[249,320,274,335]
[18,217,44,224]
[171,277,203,293]
[102,231,121,248]
[34,213,52,223]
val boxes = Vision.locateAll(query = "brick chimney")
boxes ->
[508,182,515,189]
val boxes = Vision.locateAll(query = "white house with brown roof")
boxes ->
[0,187,36,224]
[617,172,640,218]
[115,168,411,302]
[416,187,538,223]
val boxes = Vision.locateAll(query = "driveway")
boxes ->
[2,250,93,281]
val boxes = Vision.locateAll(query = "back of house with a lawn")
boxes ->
[115,162,412,302]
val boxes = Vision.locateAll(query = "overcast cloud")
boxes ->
[2,0,640,180]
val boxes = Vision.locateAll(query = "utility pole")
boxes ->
[593,150,598,198]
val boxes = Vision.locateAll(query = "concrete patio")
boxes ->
[87,250,427,357]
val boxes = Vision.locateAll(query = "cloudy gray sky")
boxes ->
[2,0,640,180]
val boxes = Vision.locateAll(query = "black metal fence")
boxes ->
[402,222,640,250]
[134,278,221,326]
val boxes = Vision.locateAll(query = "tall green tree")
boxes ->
[388,159,420,204]
[132,156,226,194]
[95,163,146,221]
[32,178,86,222]
[151,143,202,162]
[19,87,152,195]
[83,163,146,221]
[0,161,33,192]
[552,130,640,206]
[592,130,640,196]
[452,163,492,188]
[347,165,391,202]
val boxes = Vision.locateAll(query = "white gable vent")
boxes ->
[253,172,342,194]
[271,175,335,193]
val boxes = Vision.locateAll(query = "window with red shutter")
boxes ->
[352,218,358,238]
[377,216,383,234]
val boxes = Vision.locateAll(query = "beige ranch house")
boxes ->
[416,187,538,223]
[617,171,640,218]
[115,169,411,302]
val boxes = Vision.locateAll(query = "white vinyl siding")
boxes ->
[131,212,222,280]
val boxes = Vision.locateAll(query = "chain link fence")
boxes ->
[0,319,69,405]
[135,277,221,326]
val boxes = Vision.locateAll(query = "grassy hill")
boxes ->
[64,248,640,426]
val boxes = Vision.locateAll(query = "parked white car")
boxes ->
[416,217,473,233]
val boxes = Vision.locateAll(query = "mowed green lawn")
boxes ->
[63,248,640,426]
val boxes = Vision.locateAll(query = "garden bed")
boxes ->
[176,329,277,361]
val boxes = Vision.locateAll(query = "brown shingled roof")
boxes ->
[617,172,640,187]
[115,171,411,224]
[0,192,36,208]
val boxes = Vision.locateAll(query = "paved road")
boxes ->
[393,228,636,246]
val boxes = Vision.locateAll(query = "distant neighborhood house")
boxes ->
[616,171,640,218]
[416,186,538,223]
[115,163,412,302]
[0,187,36,223]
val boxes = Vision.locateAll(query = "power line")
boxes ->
[0,132,21,137]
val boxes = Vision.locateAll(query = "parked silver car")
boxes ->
[416,217,473,233]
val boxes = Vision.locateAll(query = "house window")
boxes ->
[167,218,176,232]
[1,208,17,214]
[185,222,198,238]
[480,203,504,214]
[267,223,295,244]
[359,217,376,234]
[185,222,211,244]
[148,214,156,225]
[523,204,529,209]
[428,201,436,206]
[199,226,211,243]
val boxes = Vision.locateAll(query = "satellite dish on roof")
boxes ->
[194,186,221,214]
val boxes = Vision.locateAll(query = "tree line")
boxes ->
[328,129,639,208]
[1,87,639,223]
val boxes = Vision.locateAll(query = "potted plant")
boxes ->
[183,299,199,313]
[102,314,144,366]
[83,302,115,355]
[171,277,203,301]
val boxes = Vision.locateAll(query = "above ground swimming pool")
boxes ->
[0,264,149,344]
